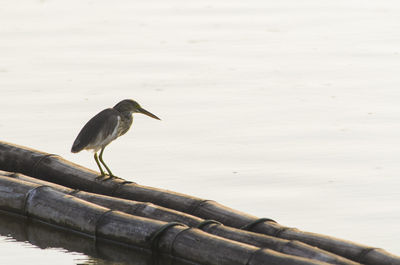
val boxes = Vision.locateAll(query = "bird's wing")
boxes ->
[71,108,120,153]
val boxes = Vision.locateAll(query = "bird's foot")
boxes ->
[95,173,119,181]
[95,174,106,180]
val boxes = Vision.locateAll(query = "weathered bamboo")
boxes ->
[0,210,193,265]
[1,170,358,265]
[0,141,399,265]
[0,176,329,265]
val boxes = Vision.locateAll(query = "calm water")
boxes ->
[1,0,400,263]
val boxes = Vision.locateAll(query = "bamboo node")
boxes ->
[245,247,266,265]
[32,154,59,177]
[150,222,187,251]
[358,247,381,263]
[6,172,21,179]
[68,189,81,196]
[196,220,222,230]
[274,227,290,238]
[241,218,277,231]
[94,209,114,240]
[22,185,51,216]
[186,199,214,215]
[170,227,193,257]
[110,180,135,196]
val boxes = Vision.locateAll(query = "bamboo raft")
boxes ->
[0,210,195,265]
[0,141,399,265]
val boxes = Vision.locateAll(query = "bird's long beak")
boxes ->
[138,107,161,120]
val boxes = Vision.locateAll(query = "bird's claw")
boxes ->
[95,174,106,180]
[95,173,119,181]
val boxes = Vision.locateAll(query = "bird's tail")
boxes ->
[71,139,84,153]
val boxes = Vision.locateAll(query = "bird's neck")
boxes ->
[117,111,133,136]
[120,111,132,120]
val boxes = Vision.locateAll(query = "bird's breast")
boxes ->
[117,114,133,137]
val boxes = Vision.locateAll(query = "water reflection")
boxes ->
[0,211,196,265]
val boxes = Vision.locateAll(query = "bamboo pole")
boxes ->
[0,210,192,265]
[0,141,399,265]
[1,170,358,265]
[0,175,329,265]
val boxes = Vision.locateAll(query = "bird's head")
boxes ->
[113,99,161,120]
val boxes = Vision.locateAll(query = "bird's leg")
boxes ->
[99,147,116,179]
[94,152,106,179]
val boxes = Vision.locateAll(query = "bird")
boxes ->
[71,99,160,180]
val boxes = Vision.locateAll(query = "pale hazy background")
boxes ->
[1,0,400,263]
